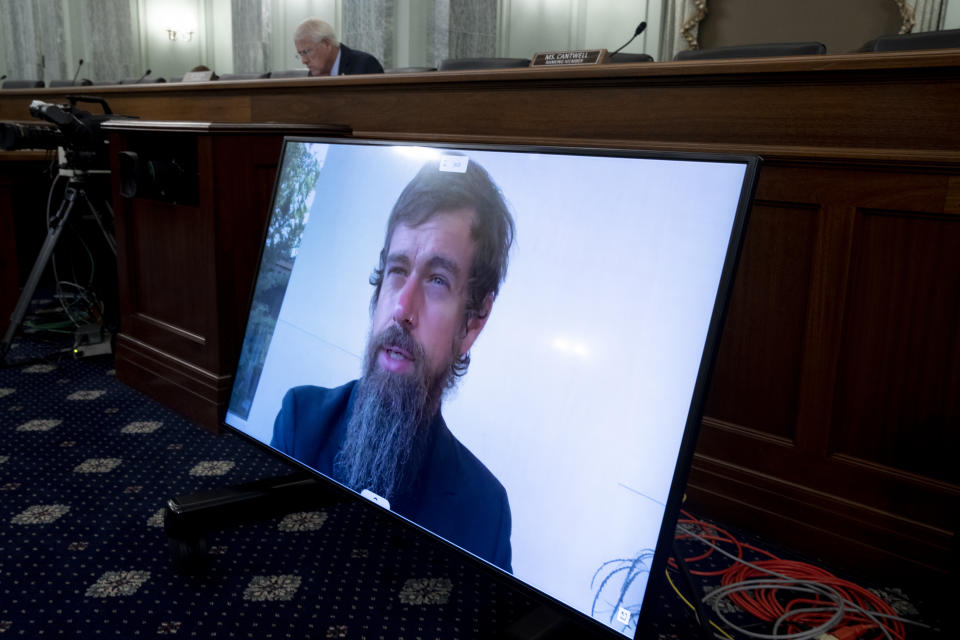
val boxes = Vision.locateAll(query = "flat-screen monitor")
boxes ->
[224,138,758,637]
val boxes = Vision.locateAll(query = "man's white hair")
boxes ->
[294,18,339,47]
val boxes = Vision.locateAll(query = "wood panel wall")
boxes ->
[104,123,343,428]
[2,50,958,582]
[695,162,960,580]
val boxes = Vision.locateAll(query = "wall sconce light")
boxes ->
[167,28,194,42]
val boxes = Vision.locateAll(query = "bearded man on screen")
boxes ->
[272,157,515,573]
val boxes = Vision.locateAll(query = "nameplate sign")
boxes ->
[531,49,609,67]
[182,70,216,83]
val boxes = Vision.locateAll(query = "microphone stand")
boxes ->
[609,22,647,58]
[71,59,84,86]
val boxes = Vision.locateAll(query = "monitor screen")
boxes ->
[224,138,757,637]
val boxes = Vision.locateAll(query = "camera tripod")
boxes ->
[0,169,116,363]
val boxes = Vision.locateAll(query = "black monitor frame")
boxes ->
[221,136,760,638]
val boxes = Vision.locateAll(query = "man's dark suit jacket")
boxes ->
[337,43,384,75]
[306,44,383,76]
[271,381,512,572]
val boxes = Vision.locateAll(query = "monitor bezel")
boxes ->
[221,135,761,638]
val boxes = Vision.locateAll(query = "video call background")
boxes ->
[226,142,748,633]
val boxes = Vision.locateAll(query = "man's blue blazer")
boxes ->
[272,381,512,573]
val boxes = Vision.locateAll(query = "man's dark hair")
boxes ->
[370,156,516,377]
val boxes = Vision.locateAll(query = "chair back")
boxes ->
[675,41,826,61]
[608,53,654,63]
[861,28,960,52]
[438,57,530,71]
[118,76,167,84]
[219,72,271,80]
[2,79,44,89]
[385,66,437,74]
[270,69,310,78]
[48,79,93,87]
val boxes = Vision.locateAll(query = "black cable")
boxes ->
[672,540,715,640]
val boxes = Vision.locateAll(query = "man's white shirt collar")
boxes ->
[330,47,342,76]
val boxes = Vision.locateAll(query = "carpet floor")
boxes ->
[0,332,943,639]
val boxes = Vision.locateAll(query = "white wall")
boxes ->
[138,0,242,79]
[62,1,85,81]
[394,0,429,68]
[499,0,660,61]
[208,0,234,74]
[945,0,960,29]
[140,0,205,80]
[581,0,661,59]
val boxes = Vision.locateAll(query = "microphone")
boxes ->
[135,68,152,83]
[71,58,84,85]
[609,22,647,57]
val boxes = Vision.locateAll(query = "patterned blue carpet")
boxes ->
[0,334,942,639]
[0,340,553,638]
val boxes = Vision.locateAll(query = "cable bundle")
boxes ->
[45,172,111,331]
[668,511,923,640]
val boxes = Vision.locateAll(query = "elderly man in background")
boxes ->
[294,18,384,76]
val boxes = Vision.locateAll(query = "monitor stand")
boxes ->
[163,471,340,575]
[506,604,603,639]
[165,474,621,639]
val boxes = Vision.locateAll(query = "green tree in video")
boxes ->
[229,142,323,419]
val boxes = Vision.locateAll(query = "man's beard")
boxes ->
[334,323,458,500]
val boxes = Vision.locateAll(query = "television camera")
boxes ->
[0,96,134,363]
[0,95,132,171]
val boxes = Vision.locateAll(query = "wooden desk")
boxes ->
[4,52,958,581]
[1,50,958,162]
[100,121,347,433]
